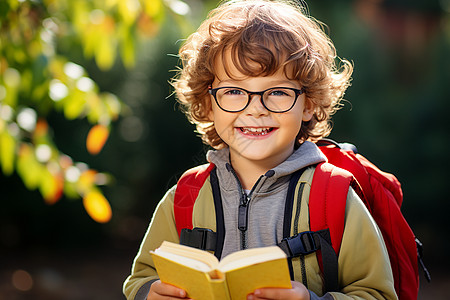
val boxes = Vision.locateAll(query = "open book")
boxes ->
[151,241,292,300]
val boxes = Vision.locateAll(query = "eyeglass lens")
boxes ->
[215,87,298,112]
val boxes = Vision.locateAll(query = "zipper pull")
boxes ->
[238,195,250,231]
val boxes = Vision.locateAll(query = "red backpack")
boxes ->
[173,140,430,299]
[312,139,430,299]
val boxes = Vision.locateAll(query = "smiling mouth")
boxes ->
[239,127,274,136]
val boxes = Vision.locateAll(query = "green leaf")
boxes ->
[32,55,49,87]
[2,68,21,107]
[63,181,80,199]
[95,34,116,70]
[0,2,10,19]
[64,90,86,120]
[0,129,16,176]
[103,93,122,120]
[118,0,140,25]
[7,0,20,11]
[144,0,163,19]
[39,167,63,204]
[17,144,42,190]
[119,27,136,68]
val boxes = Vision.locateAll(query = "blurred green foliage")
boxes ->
[0,0,191,222]
[0,0,449,277]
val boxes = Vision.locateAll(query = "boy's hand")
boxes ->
[247,281,310,300]
[147,280,191,299]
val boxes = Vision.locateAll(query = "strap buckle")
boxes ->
[180,227,217,251]
[279,231,319,257]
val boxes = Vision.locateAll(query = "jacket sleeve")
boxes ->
[310,188,398,300]
[122,185,180,300]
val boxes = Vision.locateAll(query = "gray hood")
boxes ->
[207,141,326,192]
[206,141,326,258]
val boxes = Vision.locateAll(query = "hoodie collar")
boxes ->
[207,141,326,188]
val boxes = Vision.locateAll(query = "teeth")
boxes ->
[240,127,272,135]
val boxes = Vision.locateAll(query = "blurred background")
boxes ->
[0,0,448,299]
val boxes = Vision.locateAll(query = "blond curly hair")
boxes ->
[173,0,353,149]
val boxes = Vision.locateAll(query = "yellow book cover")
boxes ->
[151,241,292,300]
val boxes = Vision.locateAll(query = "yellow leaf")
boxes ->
[137,13,160,38]
[119,28,136,68]
[8,0,20,11]
[64,182,79,199]
[103,93,122,120]
[33,119,49,139]
[3,78,19,108]
[39,168,63,205]
[64,91,86,120]
[144,0,163,18]
[83,190,112,223]
[106,0,119,8]
[86,124,109,155]
[0,129,16,176]
[72,1,86,28]
[95,35,116,70]
[86,93,103,123]
[17,144,42,189]
[118,0,140,25]
[78,169,97,193]
[81,28,98,59]
[95,17,116,70]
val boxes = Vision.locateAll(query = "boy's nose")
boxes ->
[245,94,269,116]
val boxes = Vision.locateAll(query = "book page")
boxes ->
[152,253,227,300]
[157,241,219,268]
[217,246,286,272]
[225,257,292,299]
[154,249,213,272]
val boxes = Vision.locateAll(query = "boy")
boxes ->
[123,0,398,299]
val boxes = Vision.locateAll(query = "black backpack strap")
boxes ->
[314,230,339,292]
[416,238,431,282]
[316,138,358,154]
[277,229,339,293]
[180,227,217,251]
[280,167,340,293]
[282,169,304,279]
[278,231,319,256]
[211,167,225,259]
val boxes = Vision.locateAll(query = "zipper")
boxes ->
[227,163,265,250]
[238,193,250,250]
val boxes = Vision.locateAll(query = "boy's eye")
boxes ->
[223,88,246,96]
[268,89,291,97]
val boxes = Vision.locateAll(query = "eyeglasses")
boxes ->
[208,86,304,113]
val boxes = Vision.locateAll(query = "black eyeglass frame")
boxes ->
[208,86,305,113]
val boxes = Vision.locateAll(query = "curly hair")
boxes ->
[173,0,353,149]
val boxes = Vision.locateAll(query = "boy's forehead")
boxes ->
[213,48,295,82]
[214,49,249,81]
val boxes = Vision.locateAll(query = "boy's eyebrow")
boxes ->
[215,79,300,88]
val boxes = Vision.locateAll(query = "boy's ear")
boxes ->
[207,96,215,121]
[207,109,214,122]
[302,98,314,122]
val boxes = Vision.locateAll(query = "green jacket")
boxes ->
[123,165,397,300]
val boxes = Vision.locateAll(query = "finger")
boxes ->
[252,287,289,299]
[150,280,187,299]
[252,282,310,300]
